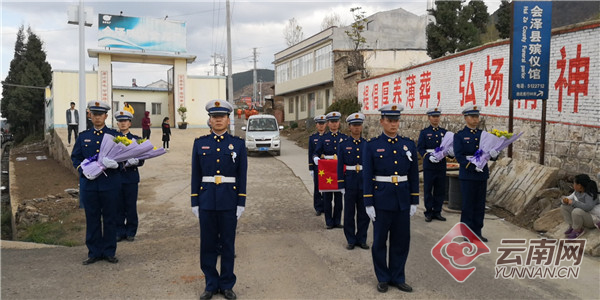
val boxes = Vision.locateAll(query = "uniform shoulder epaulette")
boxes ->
[196,134,210,140]
[232,135,244,141]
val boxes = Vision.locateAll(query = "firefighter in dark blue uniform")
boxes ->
[417,107,448,222]
[71,100,121,265]
[114,110,144,242]
[191,100,247,300]
[313,111,347,229]
[363,104,418,294]
[308,114,327,216]
[453,105,498,243]
[337,112,370,250]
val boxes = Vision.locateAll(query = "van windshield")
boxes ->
[248,118,277,131]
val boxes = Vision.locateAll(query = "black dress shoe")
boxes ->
[346,244,355,250]
[199,290,215,300]
[315,211,322,216]
[377,282,388,293]
[116,236,125,242]
[326,225,334,229]
[433,214,447,221]
[82,257,102,265]
[425,215,432,222]
[396,282,413,293]
[105,256,119,264]
[334,224,344,229]
[126,236,135,242]
[358,243,370,250]
[479,235,488,242]
[221,289,237,300]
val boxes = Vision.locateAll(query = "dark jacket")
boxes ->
[162,122,171,141]
[142,111,151,130]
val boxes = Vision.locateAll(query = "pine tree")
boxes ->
[1,26,52,141]
[426,0,490,59]
[495,0,512,39]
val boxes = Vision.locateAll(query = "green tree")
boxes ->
[426,0,490,59]
[495,0,512,39]
[1,26,52,142]
[344,7,368,76]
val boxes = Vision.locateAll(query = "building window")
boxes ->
[152,103,161,115]
[276,63,289,83]
[300,95,306,112]
[315,44,332,71]
[112,101,119,112]
[301,53,313,75]
[316,91,323,109]
[325,89,331,108]
[291,58,300,79]
[288,98,294,113]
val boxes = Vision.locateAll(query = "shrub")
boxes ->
[326,96,362,119]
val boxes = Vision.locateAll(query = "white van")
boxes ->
[241,114,283,156]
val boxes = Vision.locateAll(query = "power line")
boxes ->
[1,82,47,90]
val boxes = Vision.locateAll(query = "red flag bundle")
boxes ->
[318,159,342,192]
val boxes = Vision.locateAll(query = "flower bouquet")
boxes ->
[135,146,166,160]
[468,130,523,170]
[432,131,454,161]
[80,134,159,180]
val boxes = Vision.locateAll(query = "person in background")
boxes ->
[363,104,418,294]
[86,108,93,130]
[114,110,144,242]
[417,107,448,222]
[191,99,247,300]
[71,100,121,265]
[560,174,599,239]
[123,102,135,115]
[162,117,171,150]
[338,112,369,250]
[66,101,79,145]
[142,111,152,139]
[453,105,498,243]
[308,115,327,216]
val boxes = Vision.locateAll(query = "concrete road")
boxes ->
[2,124,599,299]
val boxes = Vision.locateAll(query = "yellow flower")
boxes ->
[114,136,132,146]
[489,129,513,138]
[136,138,147,144]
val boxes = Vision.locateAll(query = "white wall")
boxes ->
[358,23,600,128]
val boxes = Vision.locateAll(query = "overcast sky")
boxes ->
[1,0,501,87]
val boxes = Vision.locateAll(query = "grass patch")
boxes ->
[1,206,13,240]
[21,221,81,247]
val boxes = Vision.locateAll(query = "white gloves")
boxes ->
[409,204,418,217]
[236,206,245,220]
[313,156,320,166]
[475,167,484,172]
[125,158,139,167]
[309,170,314,178]
[83,172,96,180]
[102,157,118,169]
[366,206,376,222]
[429,155,439,163]
[192,206,199,218]
[489,149,499,159]
[447,148,454,157]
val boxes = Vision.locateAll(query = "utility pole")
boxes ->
[211,54,219,76]
[252,47,258,106]
[68,0,92,133]
[226,0,235,135]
